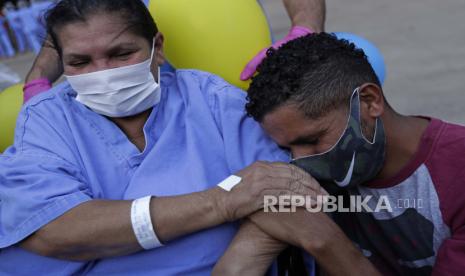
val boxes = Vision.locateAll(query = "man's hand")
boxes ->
[249,209,339,252]
[249,209,382,276]
[213,219,286,276]
[215,161,328,222]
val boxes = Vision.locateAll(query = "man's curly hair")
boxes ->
[246,32,381,122]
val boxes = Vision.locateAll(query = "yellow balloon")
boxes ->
[0,84,23,153]
[149,0,271,90]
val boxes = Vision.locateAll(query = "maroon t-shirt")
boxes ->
[333,118,465,275]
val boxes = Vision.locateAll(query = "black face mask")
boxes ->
[291,88,386,189]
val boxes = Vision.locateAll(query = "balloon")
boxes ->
[149,0,272,90]
[334,32,386,84]
[0,84,23,153]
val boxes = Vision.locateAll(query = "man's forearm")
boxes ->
[248,210,381,276]
[283,0,326,32]
[20,188,226,261]
[213,220,286,276]
[306,229,381,276]
[25,38,63,83]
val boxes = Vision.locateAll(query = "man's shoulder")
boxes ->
[427,118,465,163]
[438,120,465,143]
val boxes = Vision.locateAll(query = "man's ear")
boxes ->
[153,32,165,67]
[359,83,385,119]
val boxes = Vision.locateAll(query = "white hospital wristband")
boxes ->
[218,175,242,191]
[131,196,163,250]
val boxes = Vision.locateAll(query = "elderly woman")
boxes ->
[0,0,325,275]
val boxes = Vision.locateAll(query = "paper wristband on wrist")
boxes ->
[130,196,163,250]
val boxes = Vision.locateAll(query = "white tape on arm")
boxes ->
[131,196,163,250]
[218,175,242,191]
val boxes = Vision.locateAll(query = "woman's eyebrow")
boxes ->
[63,43,140,62]
[64,53,90,61]
[106,42,140,52]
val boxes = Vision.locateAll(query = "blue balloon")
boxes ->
[334,32,386,84]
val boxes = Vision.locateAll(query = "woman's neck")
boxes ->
[109,108,153,152]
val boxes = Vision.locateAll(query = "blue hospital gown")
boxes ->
[0,70,314,275]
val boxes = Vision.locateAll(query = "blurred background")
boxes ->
[1,0,465,123]
[262,0,465,124]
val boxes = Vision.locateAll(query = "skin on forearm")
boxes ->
[150,187,227,242]
[249,210,381,276]
[283,0,326,32]
[18,162,324,262]
[20,200,137,261]
[25,36,63,83]
[213,220,286,276]
[20,187,227,261]
[308,229,381,276]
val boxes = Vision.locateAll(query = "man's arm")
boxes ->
[25,36,63,84]
[23,37,62,103]
[431,169,465,275]
[283,0,326,32]
[19,162,324,261]
[215,209,381,275]
[249,210,381,276]
[212,220,286,276]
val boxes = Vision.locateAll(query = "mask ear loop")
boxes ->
[150,38,156,61]
[149,38,161,83]
[355,88,380,145]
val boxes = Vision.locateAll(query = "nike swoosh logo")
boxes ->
[334,152,356,187]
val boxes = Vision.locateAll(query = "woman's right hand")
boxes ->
[214,161,328,222]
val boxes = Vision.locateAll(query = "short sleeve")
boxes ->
[432,171,465,275]
[0,92,93,248]
[205,74,289,173]
[432,226,465,275]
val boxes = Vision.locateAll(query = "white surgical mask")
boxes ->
[65,42,161,117]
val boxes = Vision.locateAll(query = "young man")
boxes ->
[214,33,465,275]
